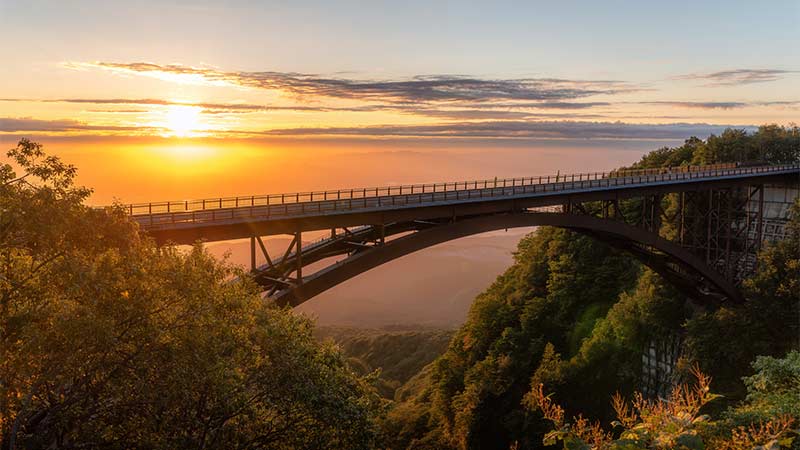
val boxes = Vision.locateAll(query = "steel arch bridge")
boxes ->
[126,163,800,307]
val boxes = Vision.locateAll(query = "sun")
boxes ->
[163,105,202,137]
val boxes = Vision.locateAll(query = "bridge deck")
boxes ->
[125,163,800,242]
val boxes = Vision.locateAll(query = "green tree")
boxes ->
[383,125,800,449]
[0,140,382,449]
[423,228,639,450]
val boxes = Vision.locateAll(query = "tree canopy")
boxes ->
[381,125,800,450]
[0,139,383,449]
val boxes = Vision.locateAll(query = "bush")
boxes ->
[530,367,797,450]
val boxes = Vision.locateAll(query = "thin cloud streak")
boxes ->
[458,101,612,110]
[251,121,757,140]
[1,116,757,141]
[87,109,151,113]
[20,98,276,112]
[674,69,797,86]
[1,97,616,114]
[406,110,606,120]
[71,61,638,103]
[0,117,162,133]
[638,101,749,109]
[636,100,800,109]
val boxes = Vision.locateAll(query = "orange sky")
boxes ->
[2,1,799,205]
[0,137,662,205]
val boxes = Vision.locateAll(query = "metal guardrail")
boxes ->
[125,162,800,229]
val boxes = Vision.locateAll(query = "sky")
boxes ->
[1,0,798,204]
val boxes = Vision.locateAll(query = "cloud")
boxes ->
[406,109,606,120]
[2,115,754,141]
[53,98,265,110]
[250,121,756,140]
[456,101,612,110]
[86,109,151,113]
[3,97,612,111]
[0,97,617,118]
[637,100,800,110]
[72,61,636,103]
[0,117,160,133]
[407,109,534,120]
[0,97,336,114]
[638,101,750,109]
[52,98,271,113]
[674,69,797,86]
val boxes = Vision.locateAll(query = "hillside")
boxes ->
[380,126,800,450]
[315,326,454,399]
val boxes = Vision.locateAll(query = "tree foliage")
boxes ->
[315,326,454,399]
[531,367,798,450]
[383,125,800,449]
[0,139,382,449]
[404,228,639,450]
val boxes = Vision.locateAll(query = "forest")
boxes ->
[377,125,800,450]
[1,125,799,449]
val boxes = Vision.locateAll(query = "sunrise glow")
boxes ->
[159,105,203,137]
[0,0,798,204]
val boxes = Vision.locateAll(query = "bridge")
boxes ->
[126,163,800,307]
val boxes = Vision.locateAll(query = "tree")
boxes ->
[726,351,800,426]
[421,228,639,450]
[0,140,382,449]
[383,125,800,448]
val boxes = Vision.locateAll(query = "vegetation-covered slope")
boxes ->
[315,326,454,399]
[531,352,800,449]
[382,125,800,450]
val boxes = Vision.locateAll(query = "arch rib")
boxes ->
[271,212,743,307]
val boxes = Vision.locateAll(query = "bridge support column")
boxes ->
[296,231,302,283]
[756,184,765,254]
[562,198,572,214]
[706,189,714,264]
[678,192,685,246]
[250,236,256,271]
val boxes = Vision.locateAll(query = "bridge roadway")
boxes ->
[131,163,798,242]
[125,162,800,306]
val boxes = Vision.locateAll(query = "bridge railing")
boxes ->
[124,162,799,227]
[124,163,749,216]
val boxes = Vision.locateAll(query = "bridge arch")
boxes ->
[272,212,743,307]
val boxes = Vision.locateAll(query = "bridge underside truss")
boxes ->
[248,183,771,307]
[563,185,767,285]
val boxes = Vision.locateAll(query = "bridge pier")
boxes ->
[638,180,799,397]
[296,230,302,283]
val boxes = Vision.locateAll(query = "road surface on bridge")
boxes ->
[125,162,800,245]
